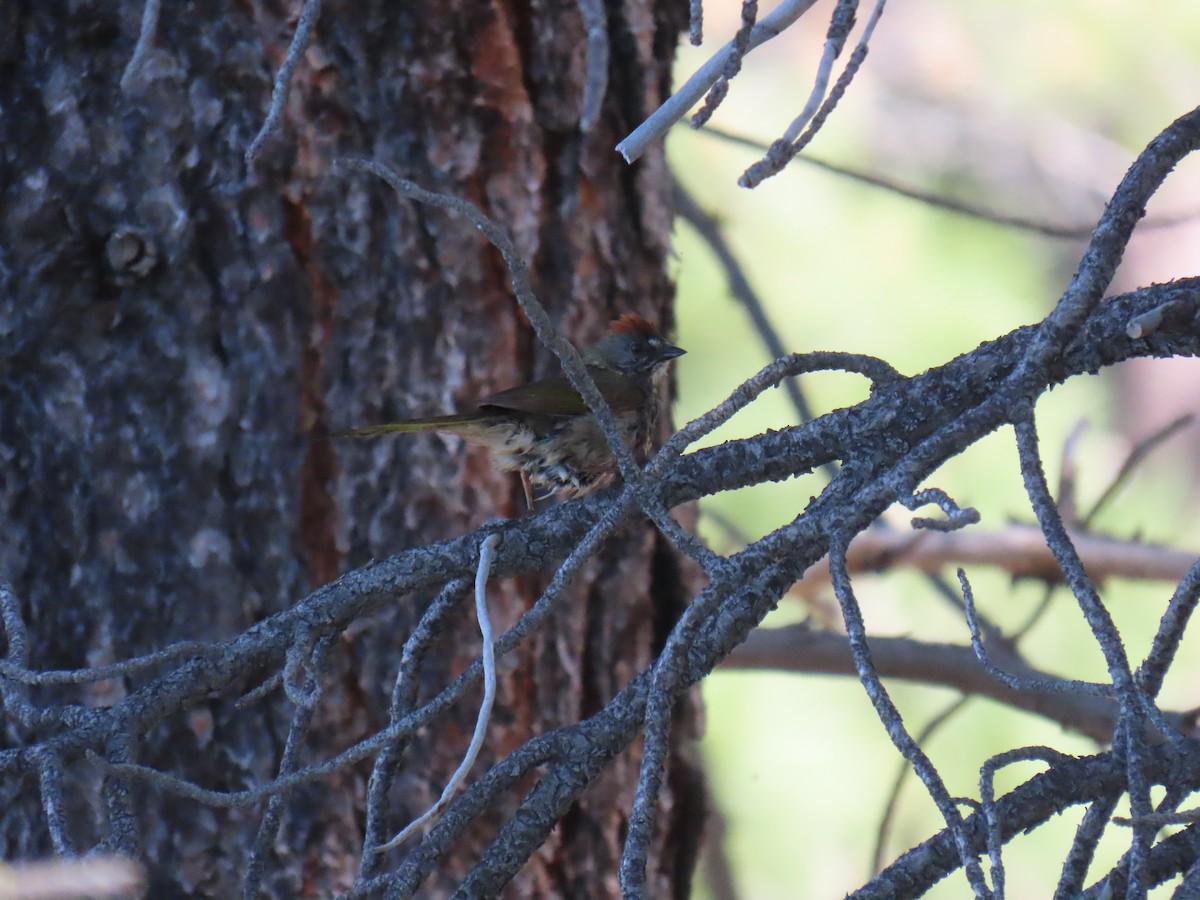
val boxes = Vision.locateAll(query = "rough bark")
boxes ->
[0,0,700,896]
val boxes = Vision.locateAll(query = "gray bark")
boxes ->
[0,1,702,895]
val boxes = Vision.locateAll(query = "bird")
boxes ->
[334,314,686,508]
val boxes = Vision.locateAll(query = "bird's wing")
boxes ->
[481,370,645,416]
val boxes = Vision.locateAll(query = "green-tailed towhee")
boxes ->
[335,314,685,503]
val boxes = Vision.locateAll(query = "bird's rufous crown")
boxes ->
[609,313,659,336]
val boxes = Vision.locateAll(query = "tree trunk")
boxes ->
[0,0,701,896]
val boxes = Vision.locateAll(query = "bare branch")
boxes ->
[649,349,898,477]
[722,626,1132,743]
[1018,106,1200,376]
[1055,792,1121,899]
[359,578,470,872]
[376,534,502,853]
[36,750,73,856]
[96,733,140,859]
[958,569,1114,698]
[119,0,162,90]
[241,634,336,899]
[700,126,1200,239]
[781,0,860,144]
[828,539,991,894]
[792,522,1199,599]
[870,699,970,876]
[616,0,821,162]
[245,0,323,167]
[1082,414,1193,526]
[904,487,979,532]
[689,0,703,46]
[577,0,609,131]
[740,0,888,188]
[691,0,759,128]
[1137,558,1200,698]
[858,749,1200,899]
[978,746,1075,896]
[1013,408,1156,893]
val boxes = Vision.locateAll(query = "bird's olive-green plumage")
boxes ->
[335,315,685,499]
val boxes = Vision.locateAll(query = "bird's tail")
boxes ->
[331,414,486,439]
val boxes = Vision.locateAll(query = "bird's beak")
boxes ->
[659,343,686,361]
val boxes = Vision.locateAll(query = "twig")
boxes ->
[621,570,759,895]
[722,626,1129,743]
[979,746,1075,898]
[740,0,888,188]
[245,0,323,167]
[235,672,283,709]
[281,627,323,709]
[1137,558,1200,698]
[1120,724,1155,899]
[97,732,141,859]
[35,751,73,857]
[346,733,566,898]
[616,0,821,162]
[958,569,1114,697]
[870,698,969,875]
[691,0,759,129]
[779,0,856,144]
[904,487,979,532]
[375,533,502,853]
[242,634,336,899]
[0,639,212,685]
[1012,408,1153,895]
[1014,106,1200,379]
[1013,412,1137,694]
[1082,414,1193,526]
[1113,808,1200,828]
[827,538,991,894]
[791,523,1200,600]
[649,349,898,477]
[577,0,609,131]
[360,578,471,873]
[1055,792,1121,899]
[0,581,38,732]
[1125,298,1191,339]
[699,126,1200,239]
[119,0,161,90]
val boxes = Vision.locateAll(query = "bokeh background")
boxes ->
[664,2,1200,896]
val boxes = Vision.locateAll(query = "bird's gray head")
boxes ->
[585,314,686,375]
